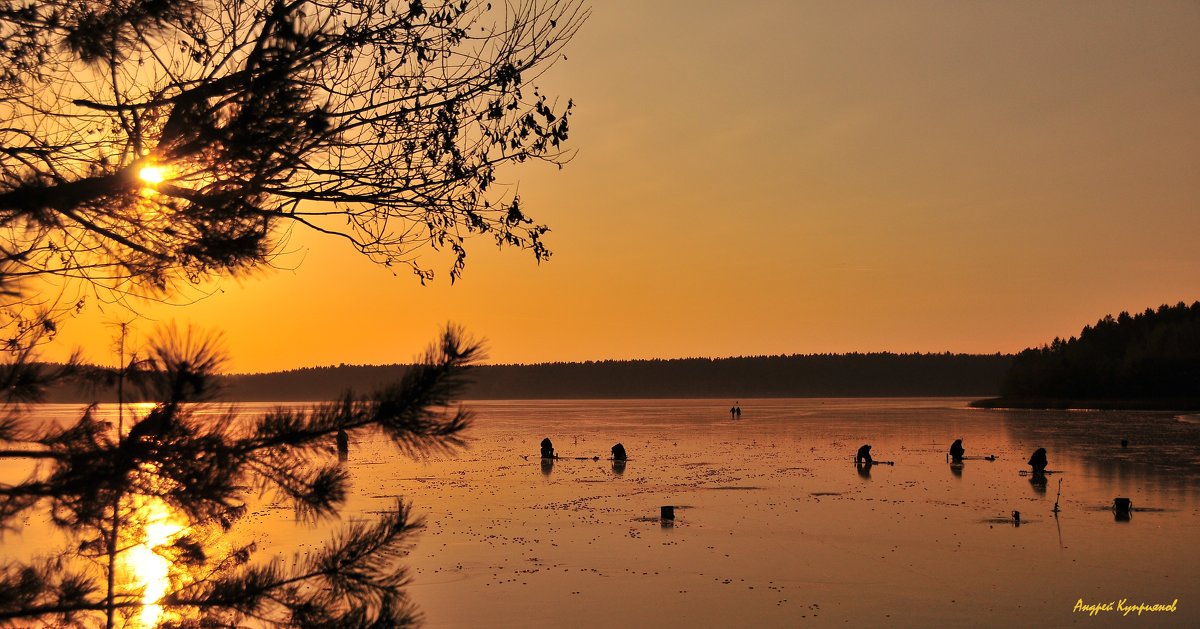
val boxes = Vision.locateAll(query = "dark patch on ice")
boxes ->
[981,516,1034,525]
[809,492,842,497]
[1083,505,1173,513]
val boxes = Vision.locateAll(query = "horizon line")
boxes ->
[222,350,1015,377]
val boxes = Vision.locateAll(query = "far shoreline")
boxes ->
[969,397,1200,412]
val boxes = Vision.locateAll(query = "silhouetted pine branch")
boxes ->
[0,326,479,627]
[1,1,582,625]
[1,0,588,313]
[154,501,424,627]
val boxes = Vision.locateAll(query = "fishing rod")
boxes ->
[1054,479,1065,552]
[946,454,999,462]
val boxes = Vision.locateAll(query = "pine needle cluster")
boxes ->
[0,327,479,627]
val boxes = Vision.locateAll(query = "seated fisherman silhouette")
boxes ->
[336,428,349,461]
[540,437,556,459]
[611,442,627,461]
[855,444,873,465]
[949,439,964,462]
[1027,447,1048,474]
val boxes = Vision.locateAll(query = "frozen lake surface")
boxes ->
[6,398,1199,627]
[323,398,1200,627]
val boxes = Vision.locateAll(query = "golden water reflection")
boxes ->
[120,495,187,628]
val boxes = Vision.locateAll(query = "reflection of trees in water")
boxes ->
[998,409,1200,499]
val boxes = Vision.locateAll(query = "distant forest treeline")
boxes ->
[994,301,1200,404]
[44,353,1013,402]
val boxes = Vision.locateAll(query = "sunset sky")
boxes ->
[54,1,1200,373]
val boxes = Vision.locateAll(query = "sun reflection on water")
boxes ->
[121,496,186,628]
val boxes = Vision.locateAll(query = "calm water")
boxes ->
[5,398,1199,627]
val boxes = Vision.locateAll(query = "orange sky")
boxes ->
[51,1,1200,373]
